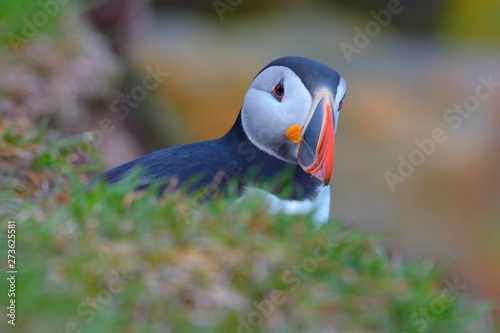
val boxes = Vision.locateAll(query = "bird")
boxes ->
[89,56,346,223]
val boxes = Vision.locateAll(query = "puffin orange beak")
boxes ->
[297,92,335,185]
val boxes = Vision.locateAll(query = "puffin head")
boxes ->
[241,56,346,185]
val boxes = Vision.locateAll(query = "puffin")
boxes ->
[89,56,346,223]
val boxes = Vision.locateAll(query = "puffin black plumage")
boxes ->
[90,56,346,222]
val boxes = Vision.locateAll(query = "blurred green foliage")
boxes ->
[0,0,98,51]
[441,0,500,42]
[1,0,58,49]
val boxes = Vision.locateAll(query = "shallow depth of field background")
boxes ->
[2,0,500,318]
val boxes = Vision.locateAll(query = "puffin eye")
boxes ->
[272,79,285,101]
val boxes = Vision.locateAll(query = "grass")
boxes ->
[0,115,495,333]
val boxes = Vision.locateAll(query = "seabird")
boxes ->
[90,56,346,223]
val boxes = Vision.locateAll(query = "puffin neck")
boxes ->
[221,112,323,201]
[222,112,247,142]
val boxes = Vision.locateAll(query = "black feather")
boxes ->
[89,114,321,201]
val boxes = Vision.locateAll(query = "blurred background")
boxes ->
[2,0,500,319]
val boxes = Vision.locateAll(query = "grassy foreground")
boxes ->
[0,118,495,333]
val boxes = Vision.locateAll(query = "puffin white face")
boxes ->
[241,63,346,185]
[241,66,311,164]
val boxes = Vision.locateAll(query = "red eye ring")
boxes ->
[272,79,285,101]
